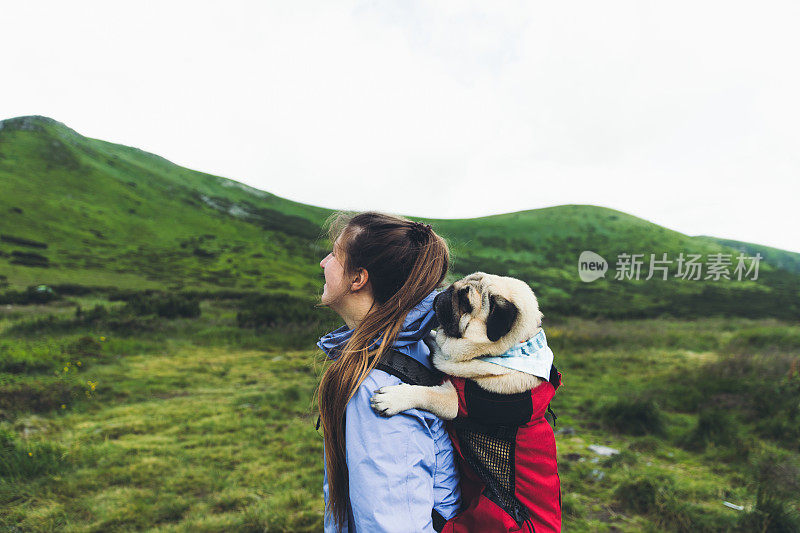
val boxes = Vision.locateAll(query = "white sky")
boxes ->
[3,1,799,253]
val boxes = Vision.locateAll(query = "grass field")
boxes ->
[2,296,799,532]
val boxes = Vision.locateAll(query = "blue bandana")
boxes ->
[316,288,442,370]
[479,328,554,379]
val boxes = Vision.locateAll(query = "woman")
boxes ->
[316,211,462,532]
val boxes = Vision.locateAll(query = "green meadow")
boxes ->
[1,115,799,531]
[1,295,798,532]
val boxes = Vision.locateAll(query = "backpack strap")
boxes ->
[314,348,442,430]
[546,363,561,429]
[549,363,561,390]
[375,348,443,386]
[431,509,446,533]
[376,348,447,533]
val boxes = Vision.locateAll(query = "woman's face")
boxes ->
[319,236,349,307]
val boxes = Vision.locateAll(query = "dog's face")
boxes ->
[433,272,543,364]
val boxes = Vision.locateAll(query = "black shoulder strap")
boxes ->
[377,348,447,533]
[375,348,443,386]
[314,348,442,431]
[549,363,561,390]
[431,509,446,533]
[546,363,560,429]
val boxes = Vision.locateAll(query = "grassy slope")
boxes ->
[0,116,331,296]
[2,115,799,319]
[430,207,800,319]
[696,235,800,275]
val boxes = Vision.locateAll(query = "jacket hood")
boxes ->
[316,288,442,370]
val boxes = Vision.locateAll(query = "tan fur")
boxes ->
[371,272,546,418]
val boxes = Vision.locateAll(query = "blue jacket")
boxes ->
[317,288,462,532]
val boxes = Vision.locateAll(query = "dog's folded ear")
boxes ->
[486,294,518,342]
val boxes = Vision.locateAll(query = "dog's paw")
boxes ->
[370,384,416,417]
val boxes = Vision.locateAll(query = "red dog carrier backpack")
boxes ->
[442,365,563,533]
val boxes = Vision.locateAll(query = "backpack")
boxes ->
[442,366,563,533]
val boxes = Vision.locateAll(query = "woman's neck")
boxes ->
[341,293,376,330]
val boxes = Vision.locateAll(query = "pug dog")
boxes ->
[370,271,547,419]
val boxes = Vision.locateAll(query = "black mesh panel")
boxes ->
[454,420,530,526]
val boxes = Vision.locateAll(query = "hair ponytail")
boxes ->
[315,211,449,528]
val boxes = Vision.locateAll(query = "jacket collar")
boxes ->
[316,288,442,370]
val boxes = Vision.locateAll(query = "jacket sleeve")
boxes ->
[344,370,440,532]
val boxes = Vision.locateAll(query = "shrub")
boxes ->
[649,348,800,450]
[107,288,151,302]
[628,436,660,453]
[103,315,163,335]
[49,283,96,296]
[0,340,64,374]
[751,369,800,448]
[728,327,800,352]
[600,398,666,436]
[9,251,49,267]
[192,247,218,258]
[0,377,84,414]
[180,289,250,301]
[738,451,800,532]
[4,314,70,336]
[614,474,738,532]
[0,285,60,305]
[683,407,740,451]
[75,304,109,323]
[739,497,800,533]
[656,496,738,533]
[123,292,201,319]
[602,449,638,468]
[613,474,675,514]
[560,492,585,519]
[0,426,66,481]
[236,293,329,328]
[65,335,103,357]
[0,234,47,248]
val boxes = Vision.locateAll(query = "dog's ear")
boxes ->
[486,294,518,342]
[458,287,473,313]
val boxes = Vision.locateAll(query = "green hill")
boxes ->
[696,235,800,274]
[1,115,798,319]
[0,116,331,296]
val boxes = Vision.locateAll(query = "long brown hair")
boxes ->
[316,211,450,528]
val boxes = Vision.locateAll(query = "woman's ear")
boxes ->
[351,267,369,291]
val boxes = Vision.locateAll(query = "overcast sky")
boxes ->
[3,1,799,253]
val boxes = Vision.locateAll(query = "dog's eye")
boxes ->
[458,287,473,313]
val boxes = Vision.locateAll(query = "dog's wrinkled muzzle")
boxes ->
[433,285,461,338]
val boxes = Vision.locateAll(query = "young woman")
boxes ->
[316,211,461,532]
